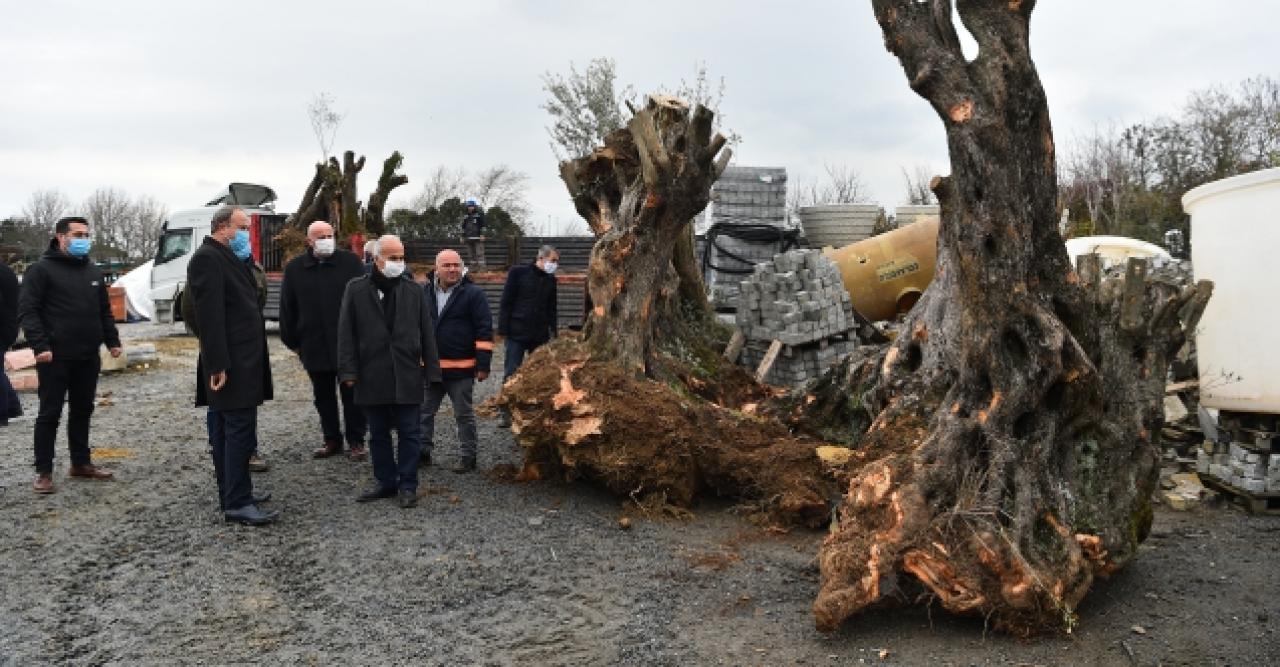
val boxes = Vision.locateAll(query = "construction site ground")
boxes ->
[0,323,1276,665]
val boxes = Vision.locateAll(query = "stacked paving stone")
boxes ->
[1198,435,1280,493]
[704,166,792,308]
[735,249,857,387]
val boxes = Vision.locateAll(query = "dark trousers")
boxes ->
[502,338,544,380]
[365,404,421,492]
[308,370,366,446]
[207,408,260,457]
[33,356,101,474]
[208,407,258,511]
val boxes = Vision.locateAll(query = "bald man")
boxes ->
[337,235,441,507]
[421,249,493,473]
[281,221,368,459]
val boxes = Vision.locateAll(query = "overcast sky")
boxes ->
[2,1,1276,233]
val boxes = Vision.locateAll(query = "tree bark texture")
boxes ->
[362,151,410,236]
[339,150,366,236]
[496,95,837,525]
[810,0,1212,634]
[559,94,730,375]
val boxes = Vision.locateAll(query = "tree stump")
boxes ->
[807,0,1213,634]
[499,95,833,525]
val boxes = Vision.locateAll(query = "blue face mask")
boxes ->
[67,238,92,257]
[230,229,252,260]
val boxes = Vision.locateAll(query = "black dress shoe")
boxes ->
[398,489,418,508]
[451,458,476,474]
[224,504,279,526]
[357,486,396,502]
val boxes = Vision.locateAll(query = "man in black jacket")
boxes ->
[337,235,442,508]
[281,221,367,460]
[18,216,122,494]
[459,199,486,267]
[188,206,276,526]
[0,257,20,425]
[496,245,558,427]
[422,249,493,473]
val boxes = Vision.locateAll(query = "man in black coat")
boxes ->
[337,235,442,508]
[187,206,277,526]
[497,245,558,375]
[0,256,21,426]
[281,221,367,460]
[18,216,122,494]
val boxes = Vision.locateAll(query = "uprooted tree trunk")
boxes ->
[288,150,407,239]
[804,0,1213,634]
[498,95,832,526]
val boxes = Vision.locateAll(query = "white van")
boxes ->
[150,183,288,324]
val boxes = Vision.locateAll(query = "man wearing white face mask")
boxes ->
[495,245,559,426]
[281,221,367,460]
[337,235,442,508]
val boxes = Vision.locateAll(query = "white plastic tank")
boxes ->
[1183,167,1280,413]
[1064,235,1172,270]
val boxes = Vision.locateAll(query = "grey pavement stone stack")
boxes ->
[703,166,796,309]
[894,204,941,227]
[734,249,857,387]
[798,204,882,248]
[1198,434,1280,493]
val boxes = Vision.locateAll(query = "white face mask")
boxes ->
[542,260,558,274]
[381,260,406,279]
[314,238,335,256]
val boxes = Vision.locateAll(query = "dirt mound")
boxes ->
[498,339,835,528]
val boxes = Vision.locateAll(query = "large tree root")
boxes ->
[498,339,835,528]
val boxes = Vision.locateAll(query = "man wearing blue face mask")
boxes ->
[18,216,122,494]
[187,206,276,525]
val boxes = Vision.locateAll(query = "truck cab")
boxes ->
[150,183,288,324]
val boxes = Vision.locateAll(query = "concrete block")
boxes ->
[4,349,37,372]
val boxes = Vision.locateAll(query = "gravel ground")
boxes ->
[1,322,1278,665]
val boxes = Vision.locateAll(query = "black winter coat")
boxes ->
[188,237,274,410]
[425,273,494,380]
[18,240,121,360]
[279,248,365,372]
[337,273,442,406]
[498,262,557,344]
[0,260,19,349]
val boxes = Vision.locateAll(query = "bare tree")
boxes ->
[21,189,71,232]
[123,195,168,263]
[470,165,531,226]
[308,92,344,162]
[410,165,469,210]
[901,165,938,204]
[788,163,871,217]
[83,187,135,260]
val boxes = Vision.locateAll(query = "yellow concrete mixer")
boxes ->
[822,218,939,322]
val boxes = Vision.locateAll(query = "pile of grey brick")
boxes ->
[703,166,793,308]
[1198,435,1280,493]
[735,249,857,387]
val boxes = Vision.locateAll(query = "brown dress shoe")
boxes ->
[347,445,367,461]
[312,441,343,459]
[68,464,115,480]
[33,473,55,494]
[248,454,269,472]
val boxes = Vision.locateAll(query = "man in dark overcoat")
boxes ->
[337,235,442,508]
[281,220,367,460]
[187,205,276,526]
